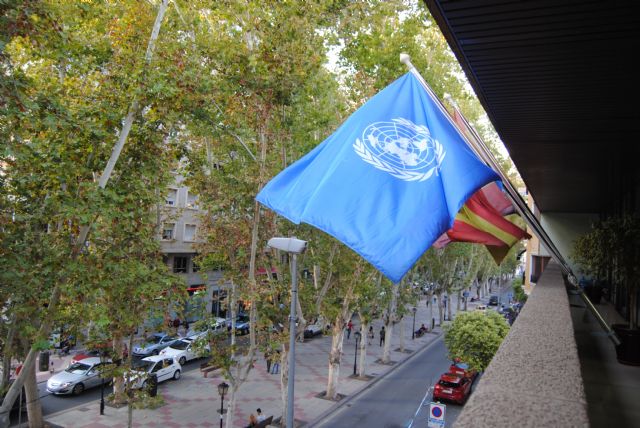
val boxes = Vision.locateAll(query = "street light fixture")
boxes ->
[217,381,229,428]
[411,307,417,340]
[267,237,307,428]
[99,351,107,416]
[353,331,362,376]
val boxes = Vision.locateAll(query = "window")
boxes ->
[173,256,188,273]
[186,192,198,209]
[162,224,175,240]
[165,189,177,206]
[192,260,200,273]
[184,224,196,242]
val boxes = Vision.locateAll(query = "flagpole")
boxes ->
[400,53,620,346]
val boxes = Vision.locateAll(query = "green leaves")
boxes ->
[443,310,510,372]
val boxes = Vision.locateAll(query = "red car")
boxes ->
[433,372,472,404]
[449,361,478,381]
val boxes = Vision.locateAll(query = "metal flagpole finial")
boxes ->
[400,53,414,70]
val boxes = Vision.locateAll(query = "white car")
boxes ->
[159,336,209,365]
[187,317,226,338]
[126,355,181,389]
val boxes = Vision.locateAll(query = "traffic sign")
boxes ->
[463,291,469,298]
[428,402,446,428]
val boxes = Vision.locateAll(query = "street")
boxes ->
[314,337,469,428]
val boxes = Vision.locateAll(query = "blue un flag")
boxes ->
[256,72,499,282]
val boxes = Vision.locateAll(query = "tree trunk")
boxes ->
[447,294,453,321]
[325,322,345,400]
[224,383,237,428]
[229,280,237,347]
[399,316,405,352]
[456,291,462,312]
[381,283,399,364]
[23,360,42,428]
[437,293,443,325]
[1,319,16,391]
[112,333,126,404]
[357,320,367,377]
[464,289,468,311]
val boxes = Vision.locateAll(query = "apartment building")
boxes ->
[160,174,226,319]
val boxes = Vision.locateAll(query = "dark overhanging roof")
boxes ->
[423,0,640,214]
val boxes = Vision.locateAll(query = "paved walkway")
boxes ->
[41,295,470,427]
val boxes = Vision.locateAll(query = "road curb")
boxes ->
[306,332,443,427]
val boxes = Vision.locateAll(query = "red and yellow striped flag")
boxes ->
[436,182,530,263]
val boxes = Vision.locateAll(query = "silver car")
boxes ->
[132,333,179,357]
[46,357,111,395]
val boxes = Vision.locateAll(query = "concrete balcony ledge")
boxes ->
[455,261,589,427]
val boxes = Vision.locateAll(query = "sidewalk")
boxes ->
[44,296,472,428]
[34,351,79,385]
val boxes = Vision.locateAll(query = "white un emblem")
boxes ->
[353,118,446,182]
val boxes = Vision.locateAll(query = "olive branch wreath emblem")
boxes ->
[353,118,446,182]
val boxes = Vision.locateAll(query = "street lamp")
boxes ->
[267,237,307,428]
[99,351,107,416]
[217,381,229,428]
[353,331,362,376]
[411,307,417,340]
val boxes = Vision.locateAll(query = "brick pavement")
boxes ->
[43,295,470,428]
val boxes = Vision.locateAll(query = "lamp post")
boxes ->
[217,381,229,428]
[267,237,307,428]
[99,351,106,416]
[411,307,417,340]
[353,331,361,376]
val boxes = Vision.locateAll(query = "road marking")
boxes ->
[406,385,433,428]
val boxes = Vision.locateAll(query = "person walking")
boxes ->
[346,320,353,340]
[379,326,386,347]
[257,408,266,422]
[265,349,272,374]
[271,350,280,374]
[367,326,374,345]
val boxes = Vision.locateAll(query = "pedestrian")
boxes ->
[271,350,280,374]
[379,326,385,347]
[257,408,266,422]
[367,326,374,345]
[346,320,353,340]
[265,349,272,374]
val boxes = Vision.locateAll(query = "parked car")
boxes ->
[126,355,181,389]
[132,333,179,358]
[303,323,323,338]
[187,317,227,338]
[449,361,478,382]
[159,336,209,365]
[433,372,472,404]
[46,356,112,396]
[475,304,487,312]
[226,314,250,335]
[488,295,499,306]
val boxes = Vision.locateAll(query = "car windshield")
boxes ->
[66,362,91,374]
[171,340,191,350]
[145,335,163,344]
[132,360,154,371]
[438,380,461,388]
